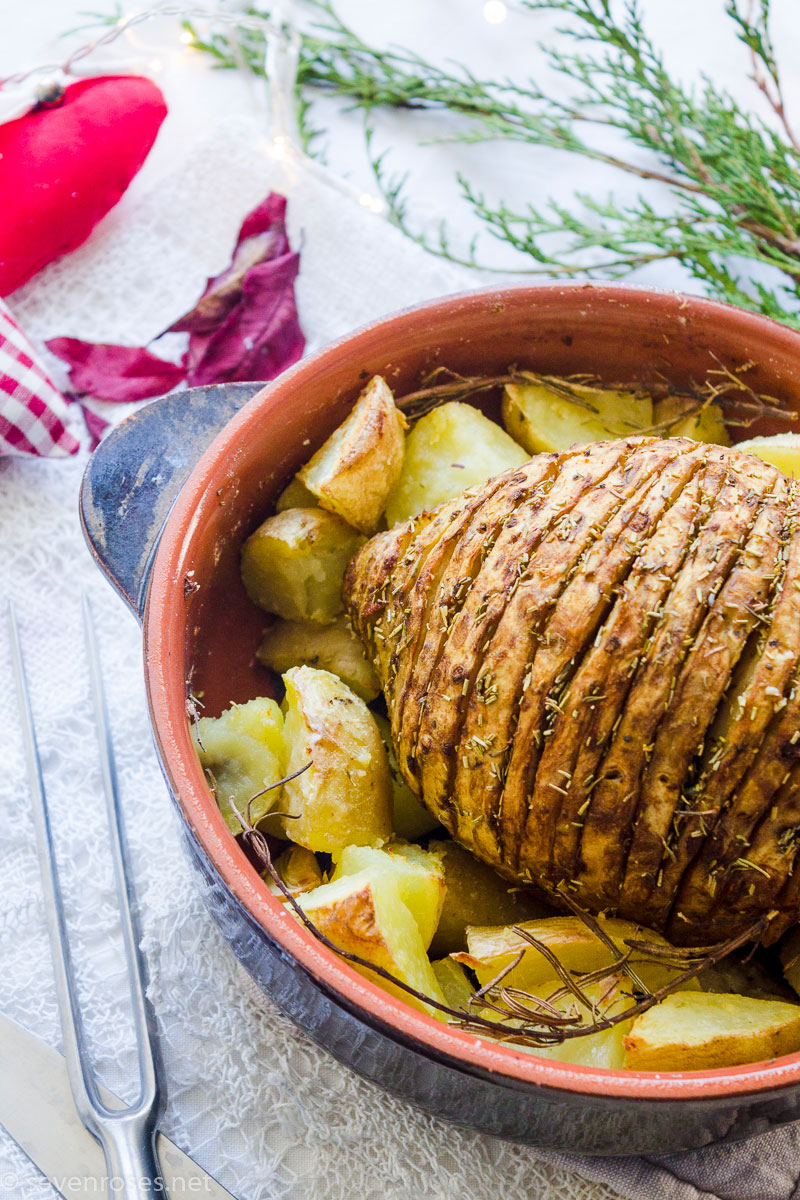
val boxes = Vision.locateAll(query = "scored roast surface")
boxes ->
[343,437,800,946]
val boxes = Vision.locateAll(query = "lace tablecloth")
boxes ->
[3,114,800,1200]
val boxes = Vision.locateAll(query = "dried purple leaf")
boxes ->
[80,403,110,450]
[46,192,305,430]
[166,193,292,336]
[46,338,184,403]
[184,251,304,386]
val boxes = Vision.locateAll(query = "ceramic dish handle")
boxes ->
[80,382,262,621]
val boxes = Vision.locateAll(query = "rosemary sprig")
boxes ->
[394,363,796,431]
[187,0,800,327]
[226,783,767,1050]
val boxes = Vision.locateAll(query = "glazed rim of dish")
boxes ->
[144,283,800,1101]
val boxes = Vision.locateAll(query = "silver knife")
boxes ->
[0,1011,236,1199]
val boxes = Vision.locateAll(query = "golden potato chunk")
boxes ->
[461,972,631,1067]
[389,774,441,841]
[384,401,527,526]
[428,840,549,958]
[431,958,476,1013]
[455,916,693,997]
[275,476,318,512]
[373,715,441,840]
[622,992,800,1070]
[257,615,379,702]
[192,697,286,835]
[297,868,446,1016]
[298,376,407,534]
[241,507,364,624]
[332,842,444,950]
[502,380,652,454]
[267,845,324,900]
[736,433,800,478]
[653,395,730,445]
[520,976,631,1069]
[279,666,392,852]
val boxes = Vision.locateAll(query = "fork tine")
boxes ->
[8,599,161,1135]
[81,594,159,1120]
[8,602,101,1128]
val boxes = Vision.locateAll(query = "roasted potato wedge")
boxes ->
[502,380,651,454]
[275,476,319,512]
[428,840,549,958]
[431,958,475,1013]
[388,771,441,841]
[384,401,527,526]
[192,697,286,835]
[257,615,380,702]
[267,845,324,900]
[653,395,730,445]
[241,507,364,624]
[463,973,631,1068]
[297,868,446,1016]
[279,666,392,852]
[373,714,441,840]
[298,376,407,534]
[521,976,632,1069]
[332,842,444,950]
[736,433,800,478]
[622,991,800,1070]
[455,916,695,996]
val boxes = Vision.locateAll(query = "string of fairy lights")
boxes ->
[1,5,395,215]
[1,1,511,214]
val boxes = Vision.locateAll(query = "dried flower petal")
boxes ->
[45,338,184,403]
[184,252,304,386]
[172,193,305,386]
[167,193,291,336]
[45,193,304,424]
[81,403,110,450]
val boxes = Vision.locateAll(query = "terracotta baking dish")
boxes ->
[81,284,800,1155]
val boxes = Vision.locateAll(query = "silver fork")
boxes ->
[9,596,165,1200]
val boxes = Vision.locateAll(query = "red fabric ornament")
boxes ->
[0,297,79,457]
[0,75,167,296]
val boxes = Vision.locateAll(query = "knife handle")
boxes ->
[99,1116,165,1200]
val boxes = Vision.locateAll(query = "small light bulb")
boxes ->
[179,29,195,45]
[359,193,386,214]
[483,0,507,23]
[272,135,293,160]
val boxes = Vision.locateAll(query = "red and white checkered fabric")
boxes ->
[0,298,79,457]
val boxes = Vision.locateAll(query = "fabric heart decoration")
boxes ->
[0,298,78,457]
[0,75,167,295]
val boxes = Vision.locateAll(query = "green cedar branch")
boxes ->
[185,0,800,326]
